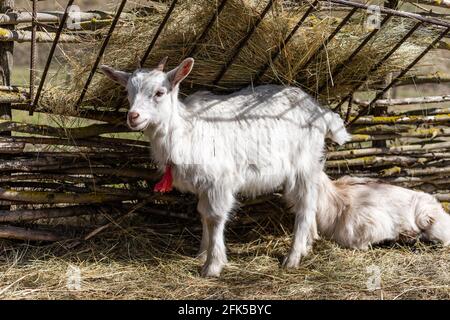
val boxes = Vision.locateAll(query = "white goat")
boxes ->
[317,172,450,248]
[100,57,351,277]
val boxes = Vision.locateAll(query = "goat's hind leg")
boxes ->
[283,178,318,269]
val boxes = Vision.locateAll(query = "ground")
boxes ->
[1,210,449,299]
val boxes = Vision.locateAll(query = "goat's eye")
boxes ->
[155,90,164,98]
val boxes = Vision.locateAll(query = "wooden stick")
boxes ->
[0,135,148,151]
[327,166,450,177]
[0,141,24,153]
[0,120,131,138]
[0,157,89,172]
[326,155,425,168]
[18,151,150,159]
[328,141,450,159]
[63,167,158,180]
[349,125,450,137]
[400,152,450,158]
[0,27,80,43]
[405,166,450,176]
[435,194,450,202]
[11,104,126,124]
[328,0,450,28]
[138,206,192,220]
[351,124,416,134]
[387,107,450,116]
[0,225,61,241]
[0,162,148,174]
[401,0,450,9]
[0,10,132,25]
[384,74,450,87]
[353,95,450,107]
[0,86,27,103]
[0,204,110,222]
[351,114,450,125]
[0,162,158,180]
[0,187,137,204]
[0,173,141,185]
[0,0,14,213]
[88,135,149,147]
[385,175,450,184]
[349,128,450,143]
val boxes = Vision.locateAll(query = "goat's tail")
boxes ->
[325,111,351,145]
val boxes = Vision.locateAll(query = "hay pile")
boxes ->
[40,0,437,115]
[1,209,449,299]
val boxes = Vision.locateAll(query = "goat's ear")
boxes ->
[99,65,131,87]
[167,58,194,88]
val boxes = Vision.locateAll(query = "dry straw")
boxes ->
[39,0,436,115]
[1,209,449,299]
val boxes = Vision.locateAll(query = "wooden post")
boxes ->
[373,0,397,148]
[380,0,398,106]
[0,0,14,212]
[0,0,14,126]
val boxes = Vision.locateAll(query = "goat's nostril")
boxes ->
[128,112,140,121]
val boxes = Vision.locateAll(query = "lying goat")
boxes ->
[317,172,450,248]
[100,57,350,277]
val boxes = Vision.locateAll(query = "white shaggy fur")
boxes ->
[317,172,450,249]
[100,58,351,277]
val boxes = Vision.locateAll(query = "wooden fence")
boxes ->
[0,0,448,241]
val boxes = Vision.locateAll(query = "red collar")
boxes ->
[154,164,173,193]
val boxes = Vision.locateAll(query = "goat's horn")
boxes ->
[156,56,168,71]
[134,55,142,69]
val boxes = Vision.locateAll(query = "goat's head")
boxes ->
[100,57,194,131]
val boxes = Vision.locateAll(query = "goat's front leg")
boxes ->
[283,180,318,269]
[197,191,234,277]
[196,216,209,262]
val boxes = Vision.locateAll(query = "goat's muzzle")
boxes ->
[127,111,141,128]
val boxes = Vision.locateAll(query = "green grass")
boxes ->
[12,67,29,86]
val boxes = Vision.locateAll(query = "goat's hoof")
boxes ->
[201,262,223,278]
[282,255,301,269]
[196,251,207,263]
